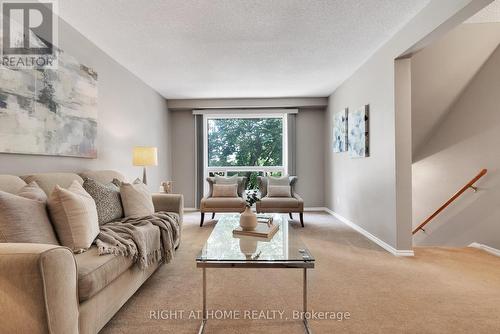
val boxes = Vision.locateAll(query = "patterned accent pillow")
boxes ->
[83,177,124,225]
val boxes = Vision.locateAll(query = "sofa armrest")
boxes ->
[292,192,304,210]
[0,243,78,334]
[152,193,184,222]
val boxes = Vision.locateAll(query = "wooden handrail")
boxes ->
[412,169,487,235]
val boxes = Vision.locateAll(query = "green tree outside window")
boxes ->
[208,118,283,189]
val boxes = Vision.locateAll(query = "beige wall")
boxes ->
[412,44,500,249]
[325,0,488,251]
[170,108,326,208]
[0,17,171,190]
[412,23,500,157]
[171,110,196,207]
[295,109,326,207]
[326,55,400,248]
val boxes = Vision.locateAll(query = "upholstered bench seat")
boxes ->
[201,197,245,210]
[258,197,301,209]
[75,246,135,302]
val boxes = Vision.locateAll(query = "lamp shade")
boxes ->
[133,146,158,166]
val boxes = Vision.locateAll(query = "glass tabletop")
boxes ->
[196,214,314,262]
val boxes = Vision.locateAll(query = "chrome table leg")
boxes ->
[303,268,312,334]
[198,268,207,334]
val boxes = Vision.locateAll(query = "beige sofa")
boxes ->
[0,170,183,334]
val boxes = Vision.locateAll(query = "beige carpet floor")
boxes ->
[101,211,500,334]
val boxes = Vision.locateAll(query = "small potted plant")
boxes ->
[239,190,260,231]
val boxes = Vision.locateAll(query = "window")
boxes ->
[204,114,287,190]
[208,118,283,167]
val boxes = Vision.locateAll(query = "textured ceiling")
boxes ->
[59,0,430,99]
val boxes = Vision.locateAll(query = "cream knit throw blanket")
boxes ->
[96,212,180,269]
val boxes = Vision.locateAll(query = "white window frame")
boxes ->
[202,112,288,195]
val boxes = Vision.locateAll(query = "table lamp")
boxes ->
[132,146,157,185]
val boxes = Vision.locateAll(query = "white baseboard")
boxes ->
[304,207,329,212]
[468,242,500,257]
[323,208,414,257]
[184,206,414,256]
[185,207,328,212]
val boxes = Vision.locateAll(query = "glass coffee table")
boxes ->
[196,214,315,334]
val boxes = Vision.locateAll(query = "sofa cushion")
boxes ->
[16,181,48,201]
[79,170,126,185]
[75,246,134,302]
[48,181,99,253]
[0,175,27,194]
[202,197,245,209]
[82,177,124,225]
[259,197,300,208]
[22,173,84,196]
[0,182,59,244]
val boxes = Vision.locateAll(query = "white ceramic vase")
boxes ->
[239,237,258,259]
[239,207,257,231]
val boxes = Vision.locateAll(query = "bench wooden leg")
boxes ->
[300,212,304,227]
[211,212,215,219]
[289,212,293,219]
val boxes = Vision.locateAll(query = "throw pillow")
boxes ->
[0,182,59,244]
[119,180,155,218]
[48,181,99,253]
[215,174,238,185]
[82,177,123,225]
[267,185,292,197]
[212,175,246,197]
[16,181,48,201]
[212,184,238,197]
[268,175,290,186]
[267,175,290,196]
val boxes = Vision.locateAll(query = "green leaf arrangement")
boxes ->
[245,190,260,208]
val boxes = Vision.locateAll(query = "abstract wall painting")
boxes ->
[0,49,98,158]
[348,104,369,158]
[333,108,348,153]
